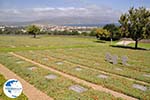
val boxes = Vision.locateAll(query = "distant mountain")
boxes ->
[0,21,33,26]
[0,16,119,26]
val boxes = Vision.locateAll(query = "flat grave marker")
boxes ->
[75,67,82,71]
[115,68,123,71]
[143,74,150,78]
[43,58,48,61]
[45,74,58,80]
[132,84,147,91]
[97,74,108,79]
[56,62,63,65]
[16,61,24,64]
[69,85,88,93]
[27,67,36,71]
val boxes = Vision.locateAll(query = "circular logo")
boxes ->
[3,79,23,98]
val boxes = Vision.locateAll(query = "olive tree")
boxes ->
[119,7,150,49]
[26,25,40,38]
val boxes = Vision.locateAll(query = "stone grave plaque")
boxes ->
[45,74,57,80]
[132,84,147,91]
[97,74,108,79]
[75,67,82,71]
[16,61,24,64]
[69,85,87,93]
[115,68,123,71]
[143,74,150,78]
[43,58,48,61]
[122,56,128,66]
[56,62,63,65]
[105,52,112,62]
[112,55,118,64]
[27,67,36,71]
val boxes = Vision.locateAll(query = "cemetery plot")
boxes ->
[111,55,118,65]
[97,74,109,79]
[115,68,123,71]
[143,74,150,78]
[39,49,150,83]
[75,66,83,71]
[105,52,112,62]
[64,47,150,72]
[0,35,96,51]
[69,85,88,93]
[27,66,37,71]
[55,61,64,65]
[42,57,49,61]
[0,53,123,100]
[16,60,24,64]
[45,74,58,80]
[15,51,150,100]
[121,56,129,66]
[132,84,147,91]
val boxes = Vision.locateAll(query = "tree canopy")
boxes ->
[119,7,150,48]
[103,24,120,40]
[26,25,40,38]
[94,28,110,40]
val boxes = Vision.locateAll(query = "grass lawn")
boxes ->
[0,53,123,100]
[128,43,150,49]
[16,50,150,100]
[0,35,150,100]
[0,35,96,52]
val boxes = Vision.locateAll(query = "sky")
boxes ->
[0,0,150,24]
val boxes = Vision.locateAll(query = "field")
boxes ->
[0,35,150,100]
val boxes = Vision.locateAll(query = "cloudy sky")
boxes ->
[0,0,150,24]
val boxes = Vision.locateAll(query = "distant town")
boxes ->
[0,24,98,34]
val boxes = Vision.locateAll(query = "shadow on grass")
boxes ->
[93,40,106,43]
[110,45,149,51]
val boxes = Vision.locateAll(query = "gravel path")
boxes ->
[10,52,138,100]
[0,64,53,100]
[116,41,135,46]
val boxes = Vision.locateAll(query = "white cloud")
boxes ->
[0,6,122,23]
[33,7,55,12]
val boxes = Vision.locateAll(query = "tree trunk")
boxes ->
[33,33,36,38]
[135,39,138,49]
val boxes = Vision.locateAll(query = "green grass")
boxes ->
[0,35,150,100]
[0,74,28,100]
[44,47,150,82]
[0,53,123,100]
[16,50,150,100]
[128,43,150,49]
[0,35,97,52]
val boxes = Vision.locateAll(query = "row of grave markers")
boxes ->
[105,52,128,65]
[27,66,150,92]
[15,59,150,93]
